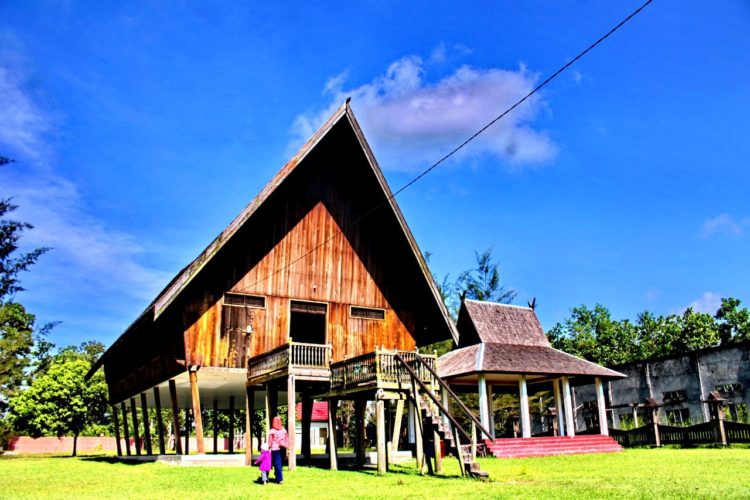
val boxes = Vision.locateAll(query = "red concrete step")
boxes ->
[484,435,622,459]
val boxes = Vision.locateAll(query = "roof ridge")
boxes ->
[465,298,531,310]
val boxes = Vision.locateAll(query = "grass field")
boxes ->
[2,448,749,499]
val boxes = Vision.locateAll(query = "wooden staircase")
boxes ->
[395,353,490,480]
[485,434,623,458]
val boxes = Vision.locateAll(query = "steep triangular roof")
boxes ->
[93,101,456,375]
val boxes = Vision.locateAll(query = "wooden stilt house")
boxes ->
[88,101,490,477]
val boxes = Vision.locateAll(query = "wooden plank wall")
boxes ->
[184,202,416,367]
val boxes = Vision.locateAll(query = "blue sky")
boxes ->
[1,1,748,349]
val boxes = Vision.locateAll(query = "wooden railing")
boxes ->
[247,341,332,381]
[329,349,437,391]
[609,420,750,447]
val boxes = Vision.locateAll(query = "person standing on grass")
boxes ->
[268,416,289,484]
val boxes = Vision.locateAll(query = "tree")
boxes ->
[716,297,750,344]
[457,248,517,305]
[8,354,108,456]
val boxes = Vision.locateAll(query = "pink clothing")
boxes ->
[254,450,271,472]
[268,428,288,451]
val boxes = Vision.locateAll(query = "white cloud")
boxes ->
[0,50,170,306]
[290,52,558,172]
[687,292,722,314]
[701,214,750,238]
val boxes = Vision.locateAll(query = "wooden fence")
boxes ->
[607,420,750,447]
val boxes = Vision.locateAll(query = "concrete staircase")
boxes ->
[485,435,623,459]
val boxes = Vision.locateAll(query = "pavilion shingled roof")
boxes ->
[438,300,626,380]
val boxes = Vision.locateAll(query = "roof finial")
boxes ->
[345,96,352,105]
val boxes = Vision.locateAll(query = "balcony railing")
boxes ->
[330,348,437,392]
[247,341,332,383]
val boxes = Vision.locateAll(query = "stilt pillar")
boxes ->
[140,392,153,455]
[595,377,609,436]
[189,368,205,454]
[212,399,218,454]
[301,395,313,460]
[112,405,123,456]
[376,399,386,475]
[120,401,131,456]
[287,374,296,470]
[354,399,366,467]
[153,387,166,455]
[245,386,254,465]
[562,376,575,437]
[328,399,338,470]
[390,399,404,458]
[130,397,141,456]
[519,375,531,438]
[168,379,182,454]
[228,395,235,454]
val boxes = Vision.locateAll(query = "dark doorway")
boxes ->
[289,300,327,345]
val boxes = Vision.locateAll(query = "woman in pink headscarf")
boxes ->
[268,416,289,484]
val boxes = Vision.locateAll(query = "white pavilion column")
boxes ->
[519,375,531,438]
[562,376,575,437]
[487,383,496,439]
[553,378,565,436]
[478,374,490,432]
[595,377,609,436]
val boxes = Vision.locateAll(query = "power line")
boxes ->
[237,0,654,293]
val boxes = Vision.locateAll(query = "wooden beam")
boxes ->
[111,405,123,456]
[245,387,254,465]
[212,399,218,454]
[301,395,313,459]
[433,424,443,473]
[189,369,205,454]
[328,398,338,470]
[228,395,235,454]
[287,374,296,470]
[130,397,141,456]
[355,399,366,467]
[120,402,131,456]
[153,387,166,455]
[168,379,183,455]
[376,399,386,475]
[140,393,153,455]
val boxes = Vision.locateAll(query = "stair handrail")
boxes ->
[407,352,494,441]
[393,353,472,443]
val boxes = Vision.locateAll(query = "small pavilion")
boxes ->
[438,300,626,440]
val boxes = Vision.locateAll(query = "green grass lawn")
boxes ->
[2,448,749,499]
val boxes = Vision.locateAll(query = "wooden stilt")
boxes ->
[184,409,191,454]
[212,399,218,454]
[454,426,464,477]
[245,387,254,465]
[112,405,123,456]
[188,368,205,454]
[287,374,296,470]
[120,401,131,456]
[433,424,443,473]
[168,379,182,455]
[140,393,153,455]
[228,395,235,454]
[376,399,386,475]
[130,397,141,456]
[153,387,166,455]
[264,384,271,438]
[301,395,313,460]
[411,380,424,474]
[328,398,338,470]
[355,399,366,467]
[390,400,404,458]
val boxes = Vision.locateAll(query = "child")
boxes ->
[254,443,272,485]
